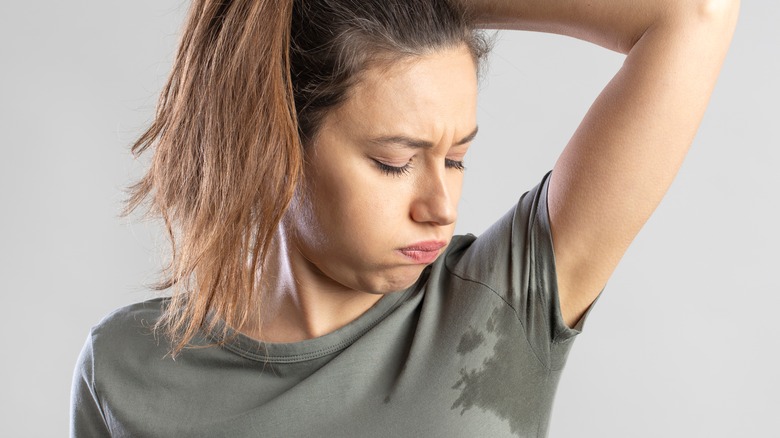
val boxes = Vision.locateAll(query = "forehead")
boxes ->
[327,46,478,138]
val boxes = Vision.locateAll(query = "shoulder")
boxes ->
[443,172,549,289]
[87,298,171,368]
[90,297,168,342]
[75,298,173,400]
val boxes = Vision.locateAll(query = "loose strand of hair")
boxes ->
[124,0,301,358]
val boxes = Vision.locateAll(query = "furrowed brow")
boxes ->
[369,126,479,149]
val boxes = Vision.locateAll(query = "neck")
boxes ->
[238,222,384,343]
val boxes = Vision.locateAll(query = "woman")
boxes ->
[71,0,739,436]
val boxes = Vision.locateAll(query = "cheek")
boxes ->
[303,161,409,254]
[328,174,409,247]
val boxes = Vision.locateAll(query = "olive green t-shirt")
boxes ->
[71,170,602,437]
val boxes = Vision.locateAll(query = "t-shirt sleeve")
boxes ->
[447,169,603,365]
[70,330,112,437]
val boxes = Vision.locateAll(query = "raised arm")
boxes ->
[463,0,740,327]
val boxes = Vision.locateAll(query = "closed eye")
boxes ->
[445,159,465,171]
[373,158,465,177]
[373,159,412,176]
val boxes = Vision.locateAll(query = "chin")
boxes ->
[369,267,427,294]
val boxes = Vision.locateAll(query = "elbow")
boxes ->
[696,0,741,21]
[640,0,741,47]
[690,0,741,46]
[676,0,741,25]
[655,0,740,25]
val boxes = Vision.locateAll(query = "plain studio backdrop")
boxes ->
[1,2,777,436]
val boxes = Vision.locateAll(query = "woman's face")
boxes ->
[284,45,478,295]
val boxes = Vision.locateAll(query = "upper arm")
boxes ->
[71,331,112,437]
[543,1,740,327]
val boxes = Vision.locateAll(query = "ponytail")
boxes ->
[124,0,491,357]
[123,0,302,357]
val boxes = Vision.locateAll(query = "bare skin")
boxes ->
[242,48,479,342]
[466,0,740,327]
[243,0,740,342]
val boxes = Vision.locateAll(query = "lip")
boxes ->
[397,240,448,264]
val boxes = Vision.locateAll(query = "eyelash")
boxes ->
[374,159,466,176]
[447,159,466,172]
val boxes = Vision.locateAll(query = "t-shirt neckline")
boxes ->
[204,273,425,363]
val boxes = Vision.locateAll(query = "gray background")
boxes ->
[1,1,777,436]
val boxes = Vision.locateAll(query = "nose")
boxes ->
[409,170,458,226]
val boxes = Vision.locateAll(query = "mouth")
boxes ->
[397,240,448,264]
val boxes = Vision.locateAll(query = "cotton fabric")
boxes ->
[71,169,602,437]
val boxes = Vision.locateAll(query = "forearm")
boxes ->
[464,1,740,328]
[463,0,740,175]
[462,0,740,54]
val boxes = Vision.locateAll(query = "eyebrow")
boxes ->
[368,126,479,149]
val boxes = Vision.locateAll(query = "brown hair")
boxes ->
[124,0,491,357]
